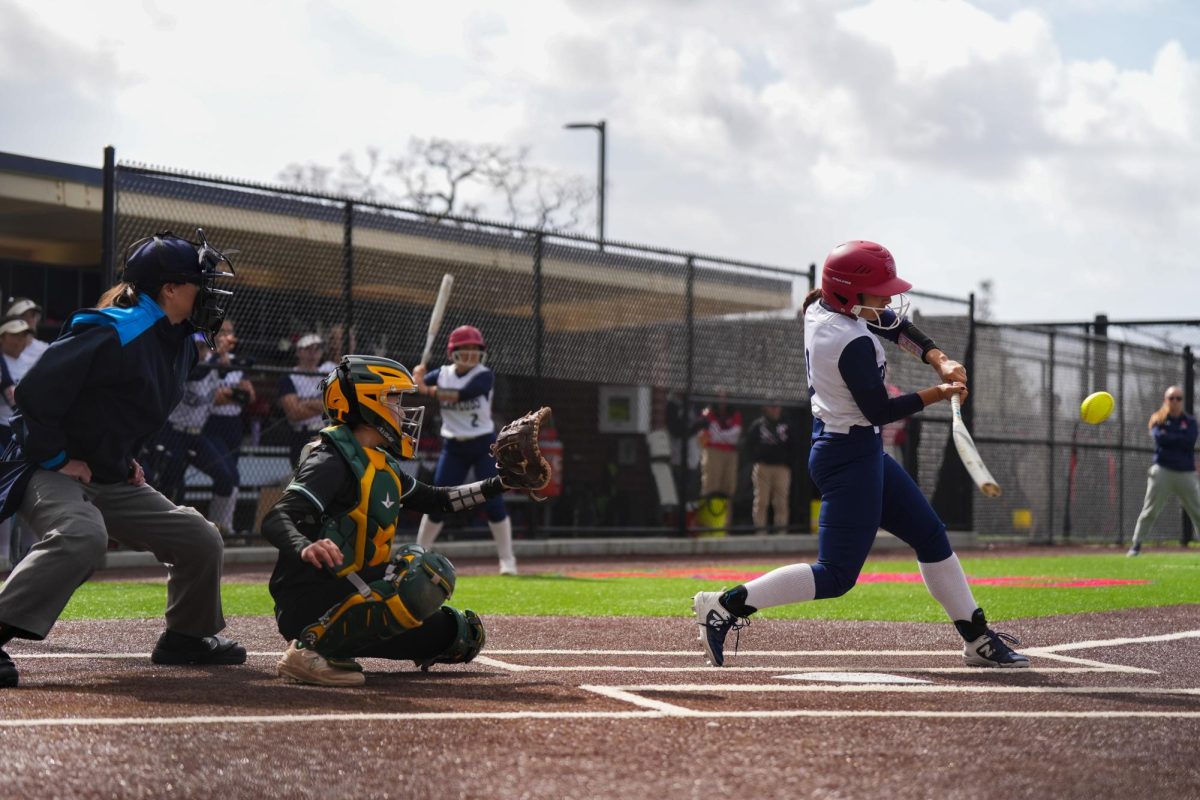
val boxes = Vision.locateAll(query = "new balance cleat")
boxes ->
[277,641,365,687]
[693,591,749,667]
[956,609,1030,668]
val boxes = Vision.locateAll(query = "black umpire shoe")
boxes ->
[0,647,17,687]
[151,631,247,666]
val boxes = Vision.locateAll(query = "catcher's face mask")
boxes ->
[377,388,424,459]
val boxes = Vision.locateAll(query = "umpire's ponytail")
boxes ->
[97,282,140,309]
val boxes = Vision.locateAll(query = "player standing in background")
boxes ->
[411,325,516,575]
[200,319,255,537]
[693,241,1028,669]
[1126,385,1200,556]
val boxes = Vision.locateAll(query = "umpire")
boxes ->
[0,230,245,688]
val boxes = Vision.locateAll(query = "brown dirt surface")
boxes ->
[2,603,1199,799]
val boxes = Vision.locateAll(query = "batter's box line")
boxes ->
[579,683,1200,720]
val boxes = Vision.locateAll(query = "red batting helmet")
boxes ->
[820,241,912,316]
[447,325,486,357]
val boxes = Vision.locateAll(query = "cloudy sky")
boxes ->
[2,0,1198,323]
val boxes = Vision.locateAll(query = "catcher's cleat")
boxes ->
[693,591,750,667]
[0,647,17,688]
[151,630,247,666]
[277,641,365,687]
[956,609,1030,668]
[325,656,364,673]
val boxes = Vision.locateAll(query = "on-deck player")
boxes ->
[411,325,516,575]
[693,240,1029,669]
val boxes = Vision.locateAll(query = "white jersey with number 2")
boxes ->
[436,363,495,439]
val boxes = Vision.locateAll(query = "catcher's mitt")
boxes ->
[491,406,553,500]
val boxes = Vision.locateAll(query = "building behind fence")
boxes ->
[0,149,1195,547]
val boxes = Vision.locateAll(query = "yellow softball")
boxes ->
[1080,391,1115,425]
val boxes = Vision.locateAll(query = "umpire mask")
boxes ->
[122,228,236,348]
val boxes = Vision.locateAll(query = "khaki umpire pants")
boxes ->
[0,469,227,640]
[752,463,791,534]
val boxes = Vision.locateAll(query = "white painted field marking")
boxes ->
[8,652,1129,673]
[585,684,1200,696]
[1028,629,1200,654]
[0,710,662,729]
[582,685,701,715]
[487,649,961,656]
[1025,651,1156,673]
[777,672,931,684]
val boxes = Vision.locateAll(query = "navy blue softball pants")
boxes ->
[428,433,507,523]
[809,425,952,599]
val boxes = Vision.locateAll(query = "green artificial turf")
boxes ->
[44,551,1200,623]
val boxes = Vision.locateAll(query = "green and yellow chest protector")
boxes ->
[318,425,409,577]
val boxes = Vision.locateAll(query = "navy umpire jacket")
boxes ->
[0,293,197,521]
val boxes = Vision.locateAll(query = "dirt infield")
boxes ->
[2,601,1199,799]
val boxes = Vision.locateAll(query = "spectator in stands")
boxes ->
[144,336,239,538]
[1127,385,1200,556]
[200,319,254,538]
[0,230,245,689]
[745,403,795,535]
[279,333,327,466]
[700,392,742,500]
[0,318,32,442]
[6,299,48,375]
[0,318,35,569]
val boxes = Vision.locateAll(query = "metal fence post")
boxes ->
[1047,331,1056,545]
[342,201,354,342]
[1184,345,1195,545]
[1116,343,1126,545]
[531,233,544,540]
[678,255,695,538]
[101,146,116,287]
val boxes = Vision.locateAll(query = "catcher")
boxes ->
[261,354,551,687]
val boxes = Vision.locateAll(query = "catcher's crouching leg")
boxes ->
[301,545,456,658]
[414,606,486,671]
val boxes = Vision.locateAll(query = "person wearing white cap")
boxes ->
[5,299,48,375]
[278,333,327,466]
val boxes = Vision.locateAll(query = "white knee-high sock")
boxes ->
[919,553,978,622]
[488,518,515,564]
[417,516,443,548]
[743,563,816,610]
[209,492,236,531]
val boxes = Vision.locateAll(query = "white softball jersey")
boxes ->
[435,364,495,439]
[803,301,886,434]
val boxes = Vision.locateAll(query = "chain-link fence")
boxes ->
[103,159,1196,547]
[111,162,814,541]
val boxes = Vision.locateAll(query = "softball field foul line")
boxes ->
[7,708,1200,729]
[582,684,1200,696]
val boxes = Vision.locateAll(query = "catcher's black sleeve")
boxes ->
[261,445,357,560]
[402,475,507,514]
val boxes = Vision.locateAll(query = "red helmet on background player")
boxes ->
[820,240,911,329]
[447,325,487,365]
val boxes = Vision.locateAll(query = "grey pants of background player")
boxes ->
[0,469,226,640]
[1131,463,1200,546]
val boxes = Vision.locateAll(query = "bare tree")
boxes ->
[278,137,595,233]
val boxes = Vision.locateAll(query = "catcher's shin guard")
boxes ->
[302,545,457,656]
[415,606,486,671]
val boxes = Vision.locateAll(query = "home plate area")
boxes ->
[3,610,1200,799]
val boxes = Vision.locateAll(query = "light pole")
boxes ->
[564,120,606,244]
